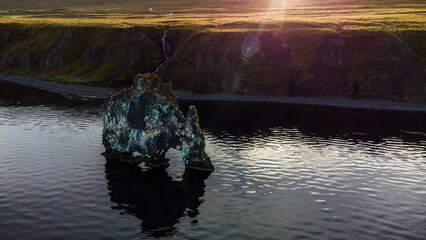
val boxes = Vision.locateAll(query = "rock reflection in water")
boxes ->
[104,160,210,237]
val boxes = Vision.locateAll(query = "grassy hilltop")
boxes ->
[0,0,425,100]
[1,0,425,31]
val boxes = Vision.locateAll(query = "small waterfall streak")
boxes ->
[162,30,170,60]
[154,30,170,73]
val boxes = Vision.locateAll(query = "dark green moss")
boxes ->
[203,153,213,170]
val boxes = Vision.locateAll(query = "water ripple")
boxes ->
[1,92,426,239]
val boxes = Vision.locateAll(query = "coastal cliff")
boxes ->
[0,24,425,101]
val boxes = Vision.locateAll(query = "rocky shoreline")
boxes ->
[1,74,425,113]
[0,74,110,99]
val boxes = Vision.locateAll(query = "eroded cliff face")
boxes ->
[102,73,214,171]
[158,32,294,95]
[39,29,73,70]
[301,37,354,96]
[349,34,425,101]
[300,33,426,100]
[0,24,424,101]
[159,31,425,101]
[0,25,164,86]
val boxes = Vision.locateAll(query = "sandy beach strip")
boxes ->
[0,74,111,99]
[175,90,426,113]
[1,74,425,112]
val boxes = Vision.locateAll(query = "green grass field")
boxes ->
[1,0,425,31]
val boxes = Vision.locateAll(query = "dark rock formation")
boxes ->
[19,55,31,69]
[82,44,112,66]
[102,73,214,171]
[301,37,354,96]
[159,32,294,95]
[19,44,38,69]
[115,31,163,75]
[350,34,426,101]
[0,50,17,71]
[0,26,12,43]
[258,32,293,95]
[39,29,73,70]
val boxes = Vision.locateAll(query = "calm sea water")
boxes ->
[0,81,425,240]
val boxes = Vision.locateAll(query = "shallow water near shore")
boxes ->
[0,81,425,239]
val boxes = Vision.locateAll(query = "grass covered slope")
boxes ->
[0,24,165,86]
[0,0,425,101]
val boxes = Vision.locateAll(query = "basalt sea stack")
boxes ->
[102,73,214,171]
